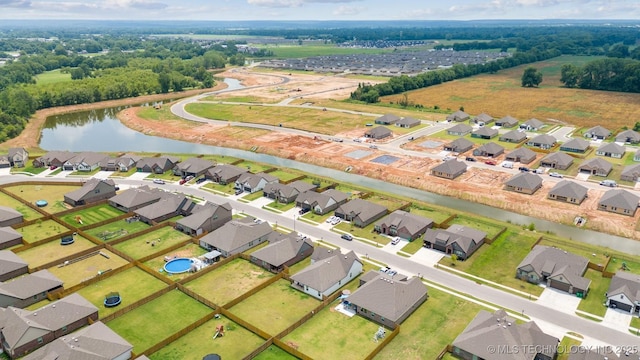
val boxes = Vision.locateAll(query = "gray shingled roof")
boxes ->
[616,129,640,143]
[472,127,498,137]
[517,245,590,291]
[496,116,518,127]
[585,125,611,138]
[596,142,625,155]
[446,138,474,152]
[199,219,273,253]
[621,163,640,180]
[64,178,116,202]
[347,276,427,323]
[528,134,556,146]
[0,227,22,247]
[375,114,400,124]
[423,224,486,254]
[134,192,192,220]
[607,271,640,306]
[475,142,504,154]
[448,123,472,134]
[374,210,433,236]
[505,172,543,190]
[296,189,348,210]
[578,158,612,174]
[500,129,527,142]
[264,181,316,199]
[336,199,387,222]
[396,117,420,127]
[174,157,215,174]
[453,309,558,360]
[175,202,231,231]
[523,118,544,129]
[67,152,109,168]
[206,164,248,181]
[365,126,392,137]
[251,234,313,267]
[599,189,640,212]
[0,250,27,276]
[472,113,493,123]
[0,270,62,300]
[236,172,279,189]
[560,138,590,152]
[548,180,588,201]
[290,250,361,292]
[447,110,469,121]
[540,152,574,167]
[109,185,163,209]
[431,159,467,175]
[22,321,132,360]
[506,147,536,161]
[0,206,22,223]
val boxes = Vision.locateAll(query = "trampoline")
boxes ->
[60,235,74,245]
[164,258,193,274]
[35,200,48,207]
[104,292,121,308]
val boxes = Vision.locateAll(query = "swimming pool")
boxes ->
[163,258,193,274]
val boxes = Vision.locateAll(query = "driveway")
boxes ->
[128,172,150,180]
[410,247,445,267]
[536,287,581,314]
[601,307,632,331]
[575,172,591,181]
[93,171,113,179]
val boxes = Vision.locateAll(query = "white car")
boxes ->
[549,172,563,178]
[152,179,165,185]
[391,237,401,245]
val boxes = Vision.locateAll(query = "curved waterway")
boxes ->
[38,81,640,255]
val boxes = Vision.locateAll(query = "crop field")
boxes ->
[16,235,96,269]
[383,56,640,130]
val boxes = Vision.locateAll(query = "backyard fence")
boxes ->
[176,283,218,310]
[437,213,458,228]
[104,243,136,263]
[54,198,109,218]
[219,307,272,340]
[139,310,219,357]
[485,226,507,244]
[272,338,314,360]
[62,262,136,297]
[177,253,242,285]
[242,339,274,360]
[137,238,193,264]
[315,182,339,193]
[364,325,400,360]
[0,187,49,217]
[13,229,75,254]
[13,214,53,229]
[101,284,177,323]
[222,272,284,309]
[435,344,453,360]
[275,290,341,340]
[75,210,133,232]
[281,174,306,185]
[105,221,170,246]
[135,260,175,285]
[29,244,105,272]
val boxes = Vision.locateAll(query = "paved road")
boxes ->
[5,174,638,349]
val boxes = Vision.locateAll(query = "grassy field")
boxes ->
[576,269,610,317]
[374,288,486,359]
[47,249,129,287]
[12,165,47,175]
[229,279,321,335]
[185,102,375,135]
[34,69,72,85]
[58,203,124,227]
[18,219,70,243]
[85,218,150,242]
[364,194,406,211]
[149,315,265,360]
[75,267,167,318]
[334,222,389,245]
[113,227,191,260]
[144,243,209,280]
[448,214,506,240]
[232,160,272,173]
[17,235,96,269]
[408,204,454,225]
[184,258,274,306]
[252,345,298,360]
[107,289,213,354]
[0,192,42,221]
[201,95,278,103]
[5,184,80,213]
[265,200,296,212]
[268,169,302,182]
[382,56,640,130]
[202,182,234,195]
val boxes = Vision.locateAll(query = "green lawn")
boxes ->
[18,219,70,243]
[229,279,321,335]
[558,336,582,360]
[267,169,302,182]
[448,214,505,240]
[399,239,424,255]
[149,315,265,360]
[202,182,234,195]
[47,249,129,288]
[12,165,47,175]
[17,235,96,269]
[85,218,150,242]
[109,168,138,178]
[334,222,388,245]
[108,289,213,354]
[231,160,272,174]
[113,227,191,260]
[631,316,640,330]
[408,204,454,225]
[252,345,298,360]
[5,184,80,213]
[374,288,486,360]
[243,191,265,201]
[605,256,640,276]
[184,258,274,306]
[427,130,520,150]
[364,194,405,212]
[59,203,124,227]
[144,243,209,281]
[0,193,42,221]
[576,269,610,317]
[264,200,296,212]
[75,267,168,318]
[34,69,72,85]
[538,237,610,268]
[301,211,333,224]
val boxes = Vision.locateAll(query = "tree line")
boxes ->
[560,58,640,93]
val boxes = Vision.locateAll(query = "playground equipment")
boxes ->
[104,292,122,308]
[373,327,386,342]
[212,325,224,340]
[75,215,83,225]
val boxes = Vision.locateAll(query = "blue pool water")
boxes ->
[164,258,192,274]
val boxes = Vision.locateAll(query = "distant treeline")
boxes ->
[350,48,561,103]
[560,58,640,93]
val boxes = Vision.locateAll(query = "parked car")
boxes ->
[600,180,617,187]
[330,217,341,225]
[152,179,165,185]
[391,237,401,245]
[299,208,309,215]
[518,166,530,172]
[49,165,58,170]
[465,157,477,162]
[195,177,207,184]
[179,179,187,185]
[353,138,362,143]
[326,216,336,223]
[340,234,353,241]
[502,161,514,169]
[234,189,243,195]
[484,160,496,166]
[184,175,194,181]
[369,145,378,149]
[549,172,563,178]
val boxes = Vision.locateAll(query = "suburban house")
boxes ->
[374,114,400,125]
[250,233,314,273]
[136,156,180,174]
[516,245,590,295]
[7,148,28,168]
[560,138,591,153]
[263,180,316,204]
[235,172,279,194]
[472,142,504,158]
[505,147,537,164]
[0,227,23,250]
[499,129,527,143]
[364,126,392,140]
[103,153,141,172]
[583,125,611,140]
[290,249,362,300]
[495,115,518,128]
[430,159,467,180]
[470,127,498,139]
[504,172,543,195]
[471,112,493,126]
[526,134,556,150]
[0,157,9,168]
[446,110,470,122]
[616,129,640,144]
[172,157,215,178]
[22,321,133,360]
[198,217,273,257]
[0,207,22,227]
[63,178,117,207]
[548,180,589,205]
[0,251,28,282]
[595,142,625,159]
[577,158,612,177]
[598,189,640,217]
[451,309,558,360]
[519,118,545,131]
[205,164,249,185]
[423,224,486,260]
[134,192,196,224]
[32,151,76,168]
[0,270,63,309]
[0,293,99,359]
[374,210,434,241]
[62,152,109,172]
[346,274,428,329]
[540,152,574,170]
[108,185,163,212]
[621,164,640,182]
[296,189,349,215]
[395,117,420,128]
[444,138,473,153]
[635,150,640,162]
[446,123,472,136]
[334,198,387,228]
[175,202,232,236]
[605,271,640,314]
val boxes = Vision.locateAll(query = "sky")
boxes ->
[0,0,638,21]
